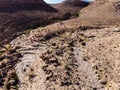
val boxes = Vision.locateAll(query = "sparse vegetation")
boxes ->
[4,72,19,90]
[73,12,79,18]
[23,29,33,34]
[0,44,11,56]
[0,0,120,90]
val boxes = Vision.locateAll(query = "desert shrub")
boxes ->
[74,12,79,18]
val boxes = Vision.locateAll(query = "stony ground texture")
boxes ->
[9,24,120,90]
[0,0,120,90]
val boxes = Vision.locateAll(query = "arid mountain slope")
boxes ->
[0,0,120,90]
[78,0,120,25]
[0,0,57,12]
[0,0,57,45]
[0,0,89,45]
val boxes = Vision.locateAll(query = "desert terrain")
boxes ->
[0,0,120,90]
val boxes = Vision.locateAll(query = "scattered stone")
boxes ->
[81,42,86,46]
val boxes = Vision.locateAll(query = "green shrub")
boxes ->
[74,12,79,18]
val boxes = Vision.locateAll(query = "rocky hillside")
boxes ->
[0,0,56,12]
[8,21,119,90]
[0,0,56,45]
[63,0,90,7]
[0,0,90,45]
[0,0,120,90]
[78,0,120,25]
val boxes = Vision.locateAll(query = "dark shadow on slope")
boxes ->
[0,3,58,13]
[63,1,90,7]
[0,0,90,45]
